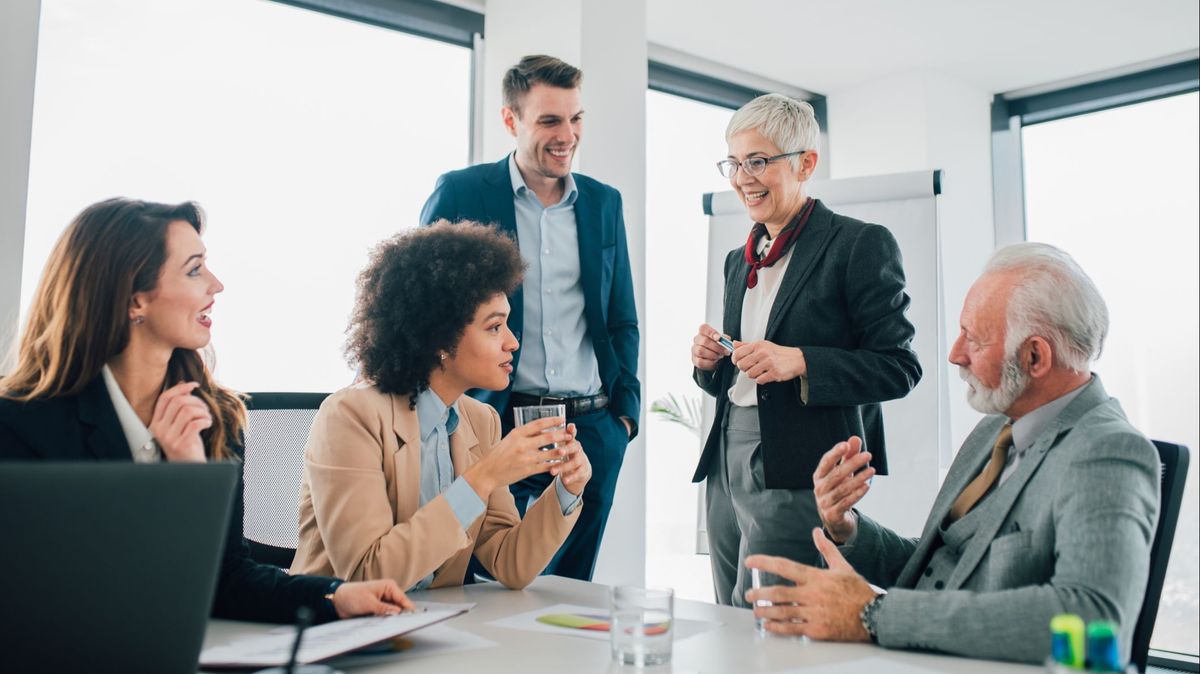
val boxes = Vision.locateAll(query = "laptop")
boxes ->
[0,462,238,674]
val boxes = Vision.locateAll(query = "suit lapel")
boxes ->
[893,416,1005,587]
[449,405,480,475]
[574,181,604,331]
[945,377,1110,589]
[481,157,518,236]
[77,376,137,461]
[724,252,750,338]
[764,200,837,340]
[483,157,524,331]
[390,394,423,522]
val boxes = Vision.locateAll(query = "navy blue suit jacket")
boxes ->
[419,157,641,435]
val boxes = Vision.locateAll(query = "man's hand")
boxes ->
[549,423,592,496]
[813,436,873,544]
[731,340,806,384]
[331,579,415,619]
[744,529,878,641]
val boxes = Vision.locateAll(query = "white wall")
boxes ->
[828,70,995,529]
[481,0,649,585]
[0,0,40,372]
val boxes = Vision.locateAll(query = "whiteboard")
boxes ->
[697,170,948,542]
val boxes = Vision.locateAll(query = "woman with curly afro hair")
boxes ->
[290,220,591,591]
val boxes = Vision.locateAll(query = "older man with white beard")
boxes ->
[742,242,1161,665]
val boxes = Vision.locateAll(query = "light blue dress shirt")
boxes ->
[508,153,602,397]
[410,387,581,590]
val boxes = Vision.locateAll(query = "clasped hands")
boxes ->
[690,323,806,384]
[464,416,592,499]
[744,436,881,642]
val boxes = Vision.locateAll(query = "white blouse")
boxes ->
[727,235,796,408]
[101,364,162,463]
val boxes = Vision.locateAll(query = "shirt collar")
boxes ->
[1011,379,1090,453]
[507,152,578,206]
[415,387,460,442]
[100,364,158,461]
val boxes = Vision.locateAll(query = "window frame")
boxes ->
[991,59,1200,671]
[271,0,483,47]
[991,58,1199,248]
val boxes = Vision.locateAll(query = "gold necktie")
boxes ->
[947,423,1014,523]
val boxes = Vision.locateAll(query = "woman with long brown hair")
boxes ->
[0,197,412,622]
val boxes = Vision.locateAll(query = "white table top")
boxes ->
[202,576,1043,673]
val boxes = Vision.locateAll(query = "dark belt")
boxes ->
[509,391,609,419]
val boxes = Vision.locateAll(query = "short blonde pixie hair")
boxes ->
[726,93,819,170]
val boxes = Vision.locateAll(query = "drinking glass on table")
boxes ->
[750,567,796,637]
[609,586,674,666]
[513,404,567,463]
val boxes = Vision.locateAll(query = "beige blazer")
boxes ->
[289,384,580,590]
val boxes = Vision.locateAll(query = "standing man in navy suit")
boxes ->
[419,55,640,581]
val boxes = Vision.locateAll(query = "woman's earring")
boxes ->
[132,316,145,325]
[439,353,447,361]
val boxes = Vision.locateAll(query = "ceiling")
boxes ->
[646,0,1200,96]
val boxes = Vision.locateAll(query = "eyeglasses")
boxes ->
[716,151,806,178]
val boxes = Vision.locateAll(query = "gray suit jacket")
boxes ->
[842,375,1159,664]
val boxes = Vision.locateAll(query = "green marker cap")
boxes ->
[1086,620,1118,639]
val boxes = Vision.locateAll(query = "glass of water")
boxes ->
[512,404,567,463]
[750,567,795,636]
[609,586,673,666]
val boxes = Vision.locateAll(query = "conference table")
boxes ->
[202,576,1043,673]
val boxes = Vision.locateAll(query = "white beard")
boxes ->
[960,356,1028,415]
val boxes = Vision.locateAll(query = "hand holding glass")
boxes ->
[751,567,796,637]
[513,404,566,464]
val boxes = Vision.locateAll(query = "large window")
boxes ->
[21,0,472,392]
[644,88,733,603]
[1022,91,1199,658]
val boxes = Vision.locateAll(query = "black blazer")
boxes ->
[419,156,641,432]
[0,376,336,623]
[693,199,922,490]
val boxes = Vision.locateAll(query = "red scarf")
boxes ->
[743,198,816,289]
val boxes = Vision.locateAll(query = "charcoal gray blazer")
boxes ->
[692,199,922,489]
[842,375,1160,664]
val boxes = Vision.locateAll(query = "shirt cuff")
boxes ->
[445,477,486,529]
[798,374,809,405]
[554,475,581,515]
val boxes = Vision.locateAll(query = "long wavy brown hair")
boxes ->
[1,198,245,460]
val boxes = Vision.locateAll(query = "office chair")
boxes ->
[242,392,330,568]
[1130,440,1190,673]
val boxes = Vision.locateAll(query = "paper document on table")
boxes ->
[199,608,465,667]
[487,603,721,642]
[776,657,950,674]
[324,623,497,666]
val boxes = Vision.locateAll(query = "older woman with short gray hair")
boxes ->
[690,93,923,606]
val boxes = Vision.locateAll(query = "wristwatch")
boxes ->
[323,579,344,616]
[859,593,885,643]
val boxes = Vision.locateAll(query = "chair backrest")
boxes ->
[1130,440,1190,672]
[242,392,329,568]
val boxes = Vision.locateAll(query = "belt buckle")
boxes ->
[539,395,567,407]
